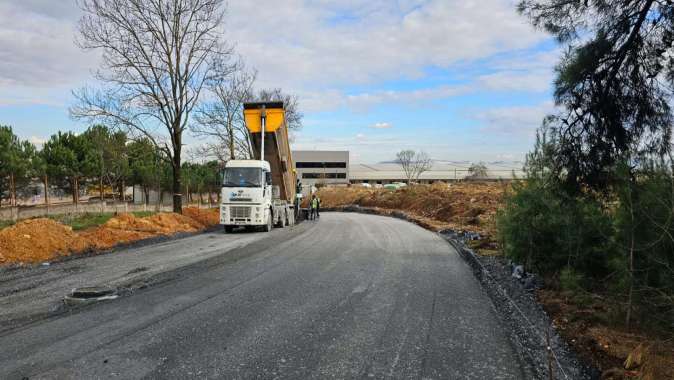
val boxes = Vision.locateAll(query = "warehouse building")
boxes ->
[292,150,523,190]
[292,150,350,193]
[349,161,525,184]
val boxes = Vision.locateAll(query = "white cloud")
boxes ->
[370,122,392,129]
[471,101,556,136]
[227,0,547,90]
[299,84,471,112]
[477,70,553,92]
[28,135,47,147]
[0,0,550,114]
[0,2,98,89]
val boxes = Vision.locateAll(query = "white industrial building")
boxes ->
[349,161,525,184]
[292,150,524,188]
[292,150,350,193]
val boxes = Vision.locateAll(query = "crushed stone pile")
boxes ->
[0,218,90,264]
[0,207,219,265]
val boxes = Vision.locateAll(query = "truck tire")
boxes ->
[263,210,273,232]
[277,210,286,228]
[224,225,234,233]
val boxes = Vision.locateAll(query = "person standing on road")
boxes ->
[310,194,319,220]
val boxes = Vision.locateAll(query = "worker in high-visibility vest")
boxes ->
[310,194,321,220]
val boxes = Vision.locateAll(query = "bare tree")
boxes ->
[70,0,233,213]
[412,151,432,182]
[396,150,416,184]
[467,162,489,180]
[256,88,303,131]
[192,60,256,162]
[396,150,433,184]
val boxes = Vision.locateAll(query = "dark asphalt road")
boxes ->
[0,213,525,379]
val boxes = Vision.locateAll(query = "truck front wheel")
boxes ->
[224,225,234,233]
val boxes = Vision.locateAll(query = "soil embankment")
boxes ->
[315,182,505,254]
[0,207,219,265]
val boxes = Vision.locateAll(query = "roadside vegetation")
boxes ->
[497,132,674,378]
[495,1,674,378]
[0,124,224,211]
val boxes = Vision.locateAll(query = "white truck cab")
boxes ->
[220,159,294,232]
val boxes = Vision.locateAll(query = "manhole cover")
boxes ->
[64,286,118,306]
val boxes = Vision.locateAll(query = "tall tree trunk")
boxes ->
[625,176,636,330]
[625,220,635,330]
[156,179,164,212]
[72,178,78,205]
[121,178,126,211]
[120,179,125,202]
[9,172,15,206]
[229,124,235,160]
[172,146,182,213]
[100,176,104,212]
[43,175,49,212]
[156,182,162,212]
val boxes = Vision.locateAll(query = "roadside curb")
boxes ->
[324,207,595,380]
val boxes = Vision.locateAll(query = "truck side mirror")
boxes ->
[265,172,272,185]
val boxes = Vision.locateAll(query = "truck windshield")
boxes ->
[223,167,263,188]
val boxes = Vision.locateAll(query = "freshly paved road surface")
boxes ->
[0,213,525,379]
[0,228,270,329]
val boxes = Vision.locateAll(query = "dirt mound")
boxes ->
[182,207,219,226]
[0,218,90,264]
[103,212,204,234]
[1,208,219,265]
[78,228,154,250]
[316,182,507,235]
[144,212,204,232]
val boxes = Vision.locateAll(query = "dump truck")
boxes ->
[219,101,298,232]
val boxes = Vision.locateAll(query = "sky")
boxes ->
[0,0,560,164]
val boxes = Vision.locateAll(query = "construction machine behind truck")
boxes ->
[220,101,298,232]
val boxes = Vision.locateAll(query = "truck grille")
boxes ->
[230,206,251,219]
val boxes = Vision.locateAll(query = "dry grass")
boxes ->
[538,289,674,379]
